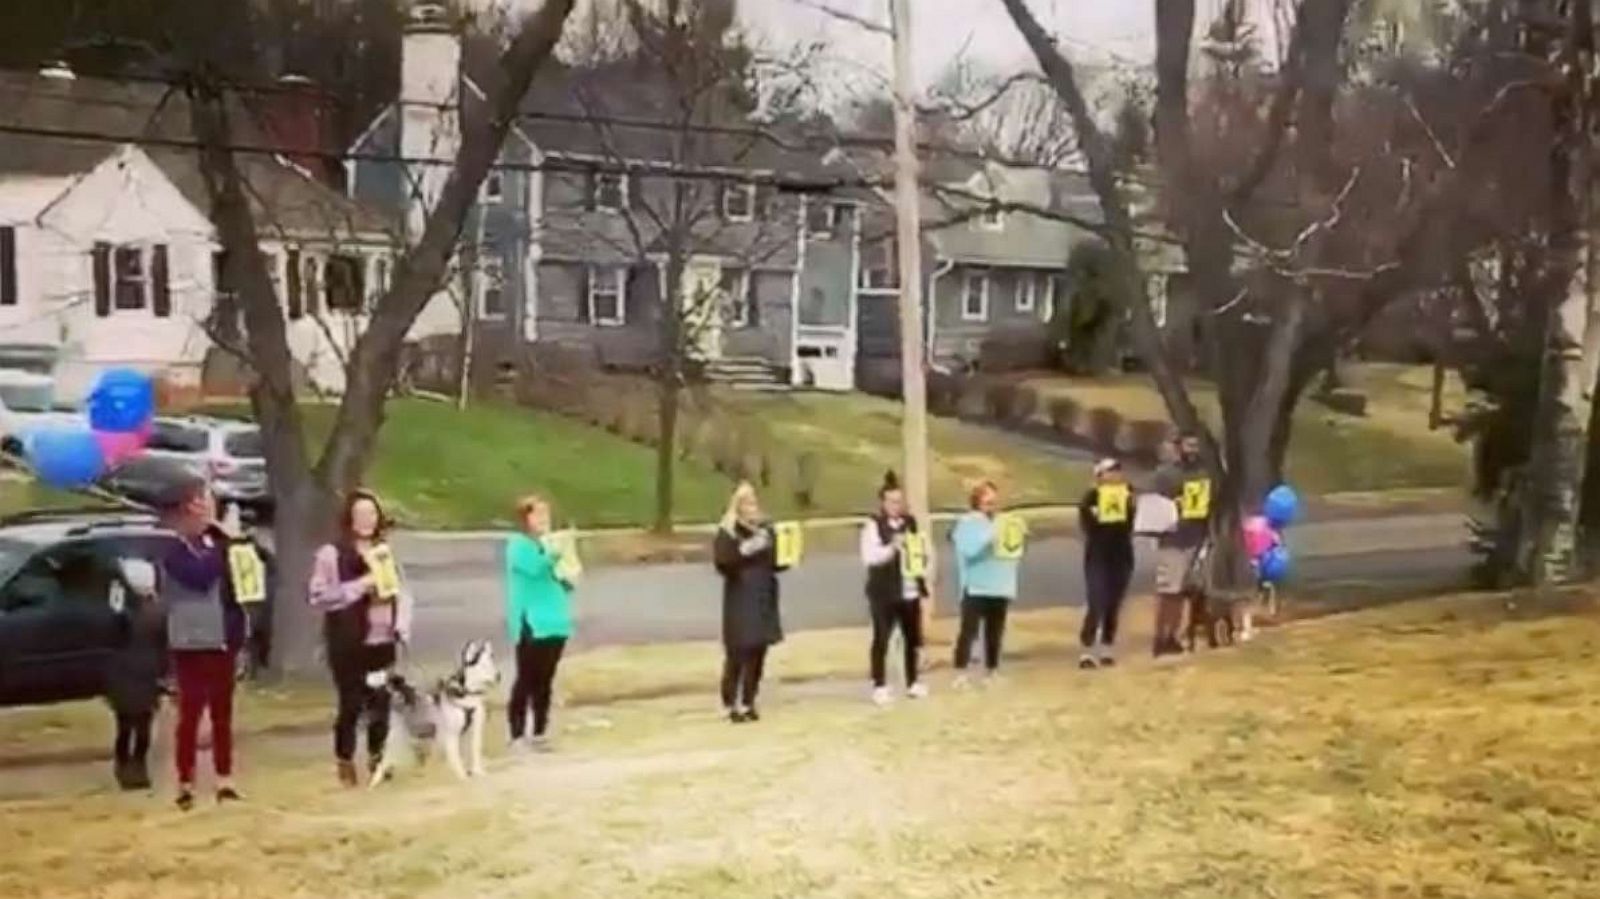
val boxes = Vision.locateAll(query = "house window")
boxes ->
[719,267,752,328]
[860,238,898,291]
[1016,273,1037,314]
[962,271,990,322]
[0,226,15,306]
[587,265,626,326]
[478,256,507,320]
[114,246,146,310]
[978,204,1004,230]
[722,182,756,222]
[324,255,366,313]
[285,249,303,319]
[92,243,169,318]
[805,199,835,238]
[369,255,390,300]
[1042,274,1065,321]
[302,255,322,316]
[482,171,504,204]
[593,173,626,211]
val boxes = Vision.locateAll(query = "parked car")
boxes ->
[0,509,274,706]
[131,416,271,516]
[0,369,86,459]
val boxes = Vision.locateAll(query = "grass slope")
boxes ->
[1027,363,1470,494]
[2,594,1597,897]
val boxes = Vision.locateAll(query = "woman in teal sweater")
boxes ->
[505,494,576,751]
[950,481,1021,686]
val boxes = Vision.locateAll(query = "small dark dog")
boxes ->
[1184,593,1236,652]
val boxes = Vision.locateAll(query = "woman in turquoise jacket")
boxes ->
[950,480,1020,686]
[505,494,575,751]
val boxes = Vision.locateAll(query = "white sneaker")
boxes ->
[871,686,893,707]
[952,674,972,691]
[906,682,929,700]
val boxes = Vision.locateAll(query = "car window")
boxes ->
[149,422,208,453]
[0,536,35,586]
[223,429,264,459]
[0,535,178,612]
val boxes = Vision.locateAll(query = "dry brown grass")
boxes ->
[2,594,1598,898]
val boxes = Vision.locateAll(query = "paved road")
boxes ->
[392,514,1472,660]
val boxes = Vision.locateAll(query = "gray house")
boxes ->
[854,162,1101,389]
[347,4,860,391]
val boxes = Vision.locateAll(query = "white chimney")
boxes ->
[401,2,462,243]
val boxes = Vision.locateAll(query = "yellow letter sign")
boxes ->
[1179,478,1212,521]
[1096,483,1131,524]
[900,532,928,580]
[228,543,266,605]
[363,544,402,602]
[774,521,804,568]
[994,514,1028,560]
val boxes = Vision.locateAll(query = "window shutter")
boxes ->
[755,183,774,219]
[0,227,15,306]
[576,266,591,323]
[92,242,111,317]
[583,171,597,211]
[152,245,171,318]
[747,273,761,329]
[629,173,645,210]
[286,249,303,319]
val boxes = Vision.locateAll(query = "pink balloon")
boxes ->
[95,427,149,467]
[1242,515,1278,558]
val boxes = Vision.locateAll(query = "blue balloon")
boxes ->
[1263,484,1300,529]
[29,427,106,489]
[1258,544,1291,584]
[87,368,155,433]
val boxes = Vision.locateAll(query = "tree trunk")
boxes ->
[654,229,688,535]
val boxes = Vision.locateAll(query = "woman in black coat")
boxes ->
[712,481,785,723]
[105,561,165,791]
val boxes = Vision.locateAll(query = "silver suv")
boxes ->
[143,417,270,511]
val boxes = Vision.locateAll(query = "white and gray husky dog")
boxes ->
[370,639,500,787]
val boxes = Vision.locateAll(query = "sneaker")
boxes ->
[1078,653,1099,671]
[745,707,761,722]
[984,669,1003,685]
[952,674,972,691]
[175,788,195,812]
[337,760,358,787]
[871,686,893,707]
[529,734,553,753]
[729,709,749,724]
[216,786,243,804]
[128,759,153,790]
[113,760,134,791]
[1097,650,1117,668]
[906,682,929,700]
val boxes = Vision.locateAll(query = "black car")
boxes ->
[0,510,273,707]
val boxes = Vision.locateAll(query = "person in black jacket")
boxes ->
[1078,458,1135,669]
[860,471,928,706]
[105,560,164,791]
[712,481,785,723]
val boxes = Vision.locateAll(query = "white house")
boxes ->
[0,66,399,401]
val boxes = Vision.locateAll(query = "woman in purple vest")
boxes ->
[309,489,414,787]
[859,471,929,706]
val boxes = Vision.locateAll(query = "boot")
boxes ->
[113,758,134,791]
[337,759,359,787]
[128,757,153,790]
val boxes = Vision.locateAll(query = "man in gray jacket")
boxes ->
[1151,433,1212,657]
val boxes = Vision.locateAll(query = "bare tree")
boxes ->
[179,0,576,669]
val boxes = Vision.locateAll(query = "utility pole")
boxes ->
[890,0,933,620]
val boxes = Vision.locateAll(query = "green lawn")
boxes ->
[2,594,1597,897]
[1026,363,1470,495]
[708,388,1090,516]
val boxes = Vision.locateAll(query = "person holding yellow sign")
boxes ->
[505,494,576,752]
[950,481,1020,685]
[859,471,928,706]
[1151,433,1213,658]
[712,482,786,723]
[1077,459,1135,669]
[309,489,414,787]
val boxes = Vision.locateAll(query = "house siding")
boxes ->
[931,264,1059,366]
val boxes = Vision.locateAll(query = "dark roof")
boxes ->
[0,68,391,238]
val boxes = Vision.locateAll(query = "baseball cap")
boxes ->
[1093,458,1121,476]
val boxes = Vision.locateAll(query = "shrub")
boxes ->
[794,452,820,511]
[1010,385,1040,425]
[1048,396,1082,436]
[957,379,989,417]
[928,370,964,417]
[984,381,1020,422]
[978,330,1053,373]
[1124,419,1174,459]
[1086,407,1124,452]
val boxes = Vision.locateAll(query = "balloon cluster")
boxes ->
[25,368,155,489]
[1242,484,1298,585]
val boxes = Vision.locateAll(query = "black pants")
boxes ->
[329,642,396,763]
[954,595,1010,671]
[113,711,153,764]
[869,599,922,688]
[1082,557,1133,648]
[720,645,768,710]
[509,632,567,740]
